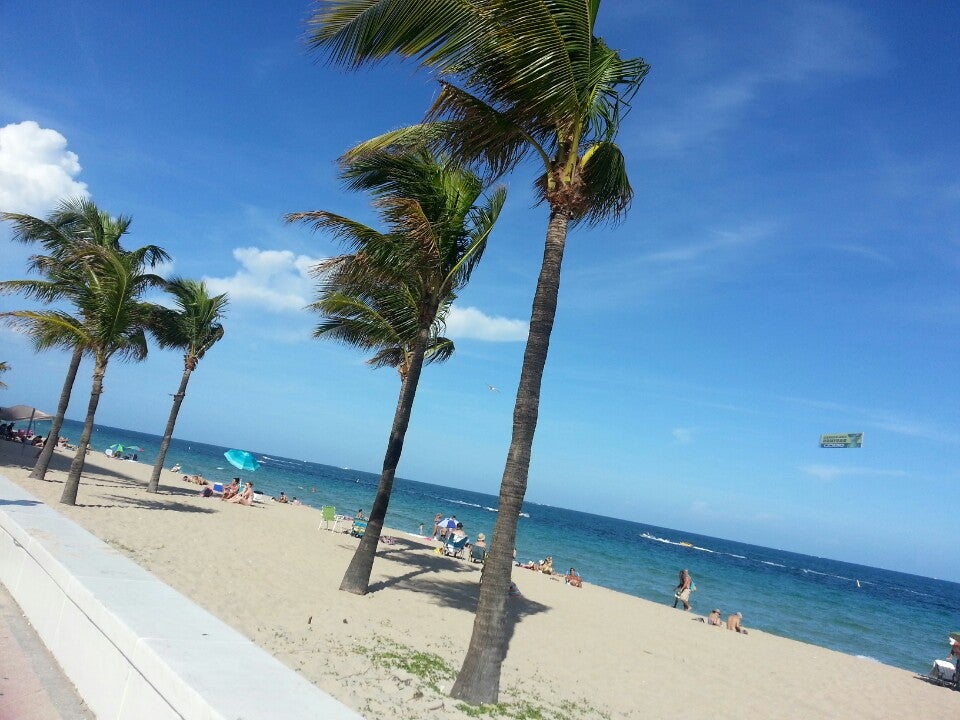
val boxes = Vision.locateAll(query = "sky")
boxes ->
[1,1,959,580]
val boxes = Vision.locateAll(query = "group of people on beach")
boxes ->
[674,568,748,633]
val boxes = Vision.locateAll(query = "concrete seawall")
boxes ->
[0,474,363,720]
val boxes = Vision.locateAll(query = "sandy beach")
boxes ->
[1,441,958,720]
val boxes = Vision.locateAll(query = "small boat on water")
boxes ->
[679,541,693,548]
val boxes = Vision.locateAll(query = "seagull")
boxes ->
[487,384,501,393]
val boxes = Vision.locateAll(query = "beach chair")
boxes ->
[319,505,341,532]
[469,544,486,564]
[930,659,957,686]
[350,519,368,538]
[444,536,469,558]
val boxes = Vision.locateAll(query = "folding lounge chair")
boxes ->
[318,505,341,532]
[469,544,486,563]
[444,536,469,558]
[350,519,368,538]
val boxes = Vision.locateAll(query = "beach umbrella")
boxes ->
[440,517,458,529]
[224,449,260,472]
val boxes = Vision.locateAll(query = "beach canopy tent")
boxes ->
[0,405,52,433]
[0,405,52,423]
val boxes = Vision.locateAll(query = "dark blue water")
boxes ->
[19,417,960,674]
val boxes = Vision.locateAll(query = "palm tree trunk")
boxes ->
[340,324,431,595]
[147,367,192,493]
[61,357,107,506]
[31,346,82,480]
[450,210,569,705]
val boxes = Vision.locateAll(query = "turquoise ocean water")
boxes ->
[15,417,960,675]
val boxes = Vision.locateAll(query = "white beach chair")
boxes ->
[930,659,957,686]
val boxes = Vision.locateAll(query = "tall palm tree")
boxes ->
[1,199,168,482]
[287,148,505,595]
[146,279,228,493]
[13,243,168,505]
[0,361,9,389]
[306,0,648,703]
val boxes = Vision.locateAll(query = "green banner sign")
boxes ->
[820,433,863,448]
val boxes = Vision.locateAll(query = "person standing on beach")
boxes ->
[673,569,693,611]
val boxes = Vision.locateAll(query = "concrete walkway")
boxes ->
[0,583,93,720]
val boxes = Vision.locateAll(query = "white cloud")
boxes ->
[445,305,528,342]
[203,247,323,313]
[672,428,694,444]
[0,121,89,215]
[800,465,907,482]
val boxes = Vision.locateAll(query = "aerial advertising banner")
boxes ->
[819,433,863,448]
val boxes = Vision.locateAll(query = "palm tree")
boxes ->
[11,242,168,505]
[146,279,228,493]
[306,0,647,703]
[287,148,505,594]
[0,361,9,389]
[1,199,168,481]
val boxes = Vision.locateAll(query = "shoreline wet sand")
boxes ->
[1,441,958,719]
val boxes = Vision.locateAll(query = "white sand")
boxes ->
[2,442,959,719]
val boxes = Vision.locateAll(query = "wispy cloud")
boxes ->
[643,222,775,264]
[203,247,322,313]
[779,394,960,445]
[445,306,528,342]
[672,427,694,444]
[640,3,887,154]
[826,244,894,265]
[565,220,779,308]
[801,465,908,482]
[0,121,89,215]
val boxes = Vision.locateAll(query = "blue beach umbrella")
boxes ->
[224,449,260,472]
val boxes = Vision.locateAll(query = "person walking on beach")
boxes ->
[673,569,693,611]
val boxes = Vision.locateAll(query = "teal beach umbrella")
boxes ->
[224,449,260,472]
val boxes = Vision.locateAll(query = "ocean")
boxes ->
[16,417,960,675]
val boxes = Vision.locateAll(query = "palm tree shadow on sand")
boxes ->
[76,492,216,513]
[363,542,549,654]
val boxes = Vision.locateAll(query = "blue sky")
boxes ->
[1,1,959,580]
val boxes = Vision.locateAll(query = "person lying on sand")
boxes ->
[227,481,254,506]
[565,568,582,588]
[707,609,723,626]
[727,612,748,634]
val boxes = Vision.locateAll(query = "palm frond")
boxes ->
[306,0,479,69]
[576,140,632,225]
[0,310,88,352]
[292,146,502,375]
